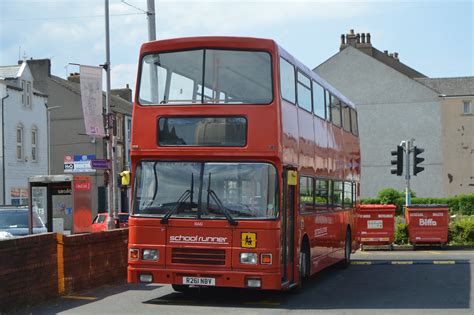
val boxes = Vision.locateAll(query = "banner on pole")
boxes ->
[80,65,105,137]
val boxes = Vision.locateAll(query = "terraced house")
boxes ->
[315,29,473,197]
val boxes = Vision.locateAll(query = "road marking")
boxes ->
[391,261,413,265]
[62,295,97,301]
[243,300,280,306]
[433,260,456,264]
[351,261,372,265]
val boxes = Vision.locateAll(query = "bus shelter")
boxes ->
[28,174,93,234]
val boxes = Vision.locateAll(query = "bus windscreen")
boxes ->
[138,49,273,105]
[133,162,278,220]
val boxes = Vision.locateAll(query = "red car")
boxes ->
[92,212,129,232]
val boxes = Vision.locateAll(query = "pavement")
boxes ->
[13,249,474,315]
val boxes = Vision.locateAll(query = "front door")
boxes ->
[282,168,296,284]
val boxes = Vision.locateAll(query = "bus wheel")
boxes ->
[172,284,190,293]
[339,228,351,268]
[298,242,310,288]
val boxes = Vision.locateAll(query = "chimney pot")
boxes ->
[361,33,366,44]
[389,53,393,58]
[366,33,371,44]
[384,50,388,55]
[350,29,354,35]
[341,34,346,45]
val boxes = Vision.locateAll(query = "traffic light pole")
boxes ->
[403,139,412,206]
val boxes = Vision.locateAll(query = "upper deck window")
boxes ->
[279,58,296,104]
[138,49,272,105]
[297,71,312,112]
[330,95,342,128]
[312,81,326,119]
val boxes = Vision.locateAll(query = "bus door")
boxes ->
[282,168,297,285]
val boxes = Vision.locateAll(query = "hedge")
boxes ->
[361,189,474,215]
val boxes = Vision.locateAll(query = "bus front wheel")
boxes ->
[172,284,190,293]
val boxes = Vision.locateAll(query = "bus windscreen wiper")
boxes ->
[206,173,237,226]
[161,174,194,224]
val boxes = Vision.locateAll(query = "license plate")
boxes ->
[182,276,215,286]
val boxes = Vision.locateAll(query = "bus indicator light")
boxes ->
[241,232,257,248]
[261,253,272,265]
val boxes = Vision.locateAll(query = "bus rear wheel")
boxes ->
[339,228,351,268]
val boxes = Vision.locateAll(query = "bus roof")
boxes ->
[139,36,355,109]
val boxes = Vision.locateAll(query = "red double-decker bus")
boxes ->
[128,37,360,291]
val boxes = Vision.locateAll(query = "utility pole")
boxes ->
[104,0,117,229]
[147,0,156,41]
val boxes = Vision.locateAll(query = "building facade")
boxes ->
[315,30,472,198]
[26,59,132,216]
[0,61,48,204]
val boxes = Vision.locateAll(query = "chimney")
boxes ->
[393,52,399,61]
[340,29,373,57]
[68,72,80,84]
[384,50,388,55]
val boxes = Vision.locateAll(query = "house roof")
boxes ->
[0,65,21,79]
[49,75,132,114]
[371,48,426,78]
[414,77,474,96]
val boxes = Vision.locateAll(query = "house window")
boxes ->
[31,127,38,162]
[21,80,25,104]
[26,81,31,106]
[116,115,123,140]
[16,124,23,161]
[463,101,472,115]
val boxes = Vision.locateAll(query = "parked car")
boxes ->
[0,206,47,237]
[92,212,129,232]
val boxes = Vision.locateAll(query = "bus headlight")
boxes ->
[240,252,258,264]
[142,249,159,261]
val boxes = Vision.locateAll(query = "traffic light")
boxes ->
[120,171,131,186]
[413,146,425,176]
[391,145,403,176]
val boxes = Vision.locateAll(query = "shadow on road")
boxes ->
[145,261,471,310]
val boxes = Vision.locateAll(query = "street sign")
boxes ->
[91,159,110,169]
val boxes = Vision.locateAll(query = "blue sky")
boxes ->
[1,0,472,92]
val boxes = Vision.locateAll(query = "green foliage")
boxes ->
[449,216,474,246]
[394,223,409,245]
[378,188,403,205]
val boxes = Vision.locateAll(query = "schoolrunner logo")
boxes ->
[419,218,437,226]
[169,235,228,245]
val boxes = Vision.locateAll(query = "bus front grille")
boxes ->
[171,248,226,265]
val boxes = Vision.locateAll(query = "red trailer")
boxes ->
[356,204,396,250]
[405,204,449,246]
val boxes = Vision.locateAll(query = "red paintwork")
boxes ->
[405,206,449,244]
[128,37,361,290]
[356,204,396,245]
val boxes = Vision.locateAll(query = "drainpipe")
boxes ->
[1,93,9,204]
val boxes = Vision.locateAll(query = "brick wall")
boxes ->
[0,229,128,313]
[0,233,58,312]
[63,229,128,293]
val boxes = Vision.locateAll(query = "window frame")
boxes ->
[463,100,472,115]
[312,81,326,120]
[350,108,359,136]
[16,124,24,161]
[296,70,312,113]
[330,95,342,128]
[280,57,296,104]
[137,48,274,106]
[315,177,329,210]
[299,175,314,213]
[31,126,38,162]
